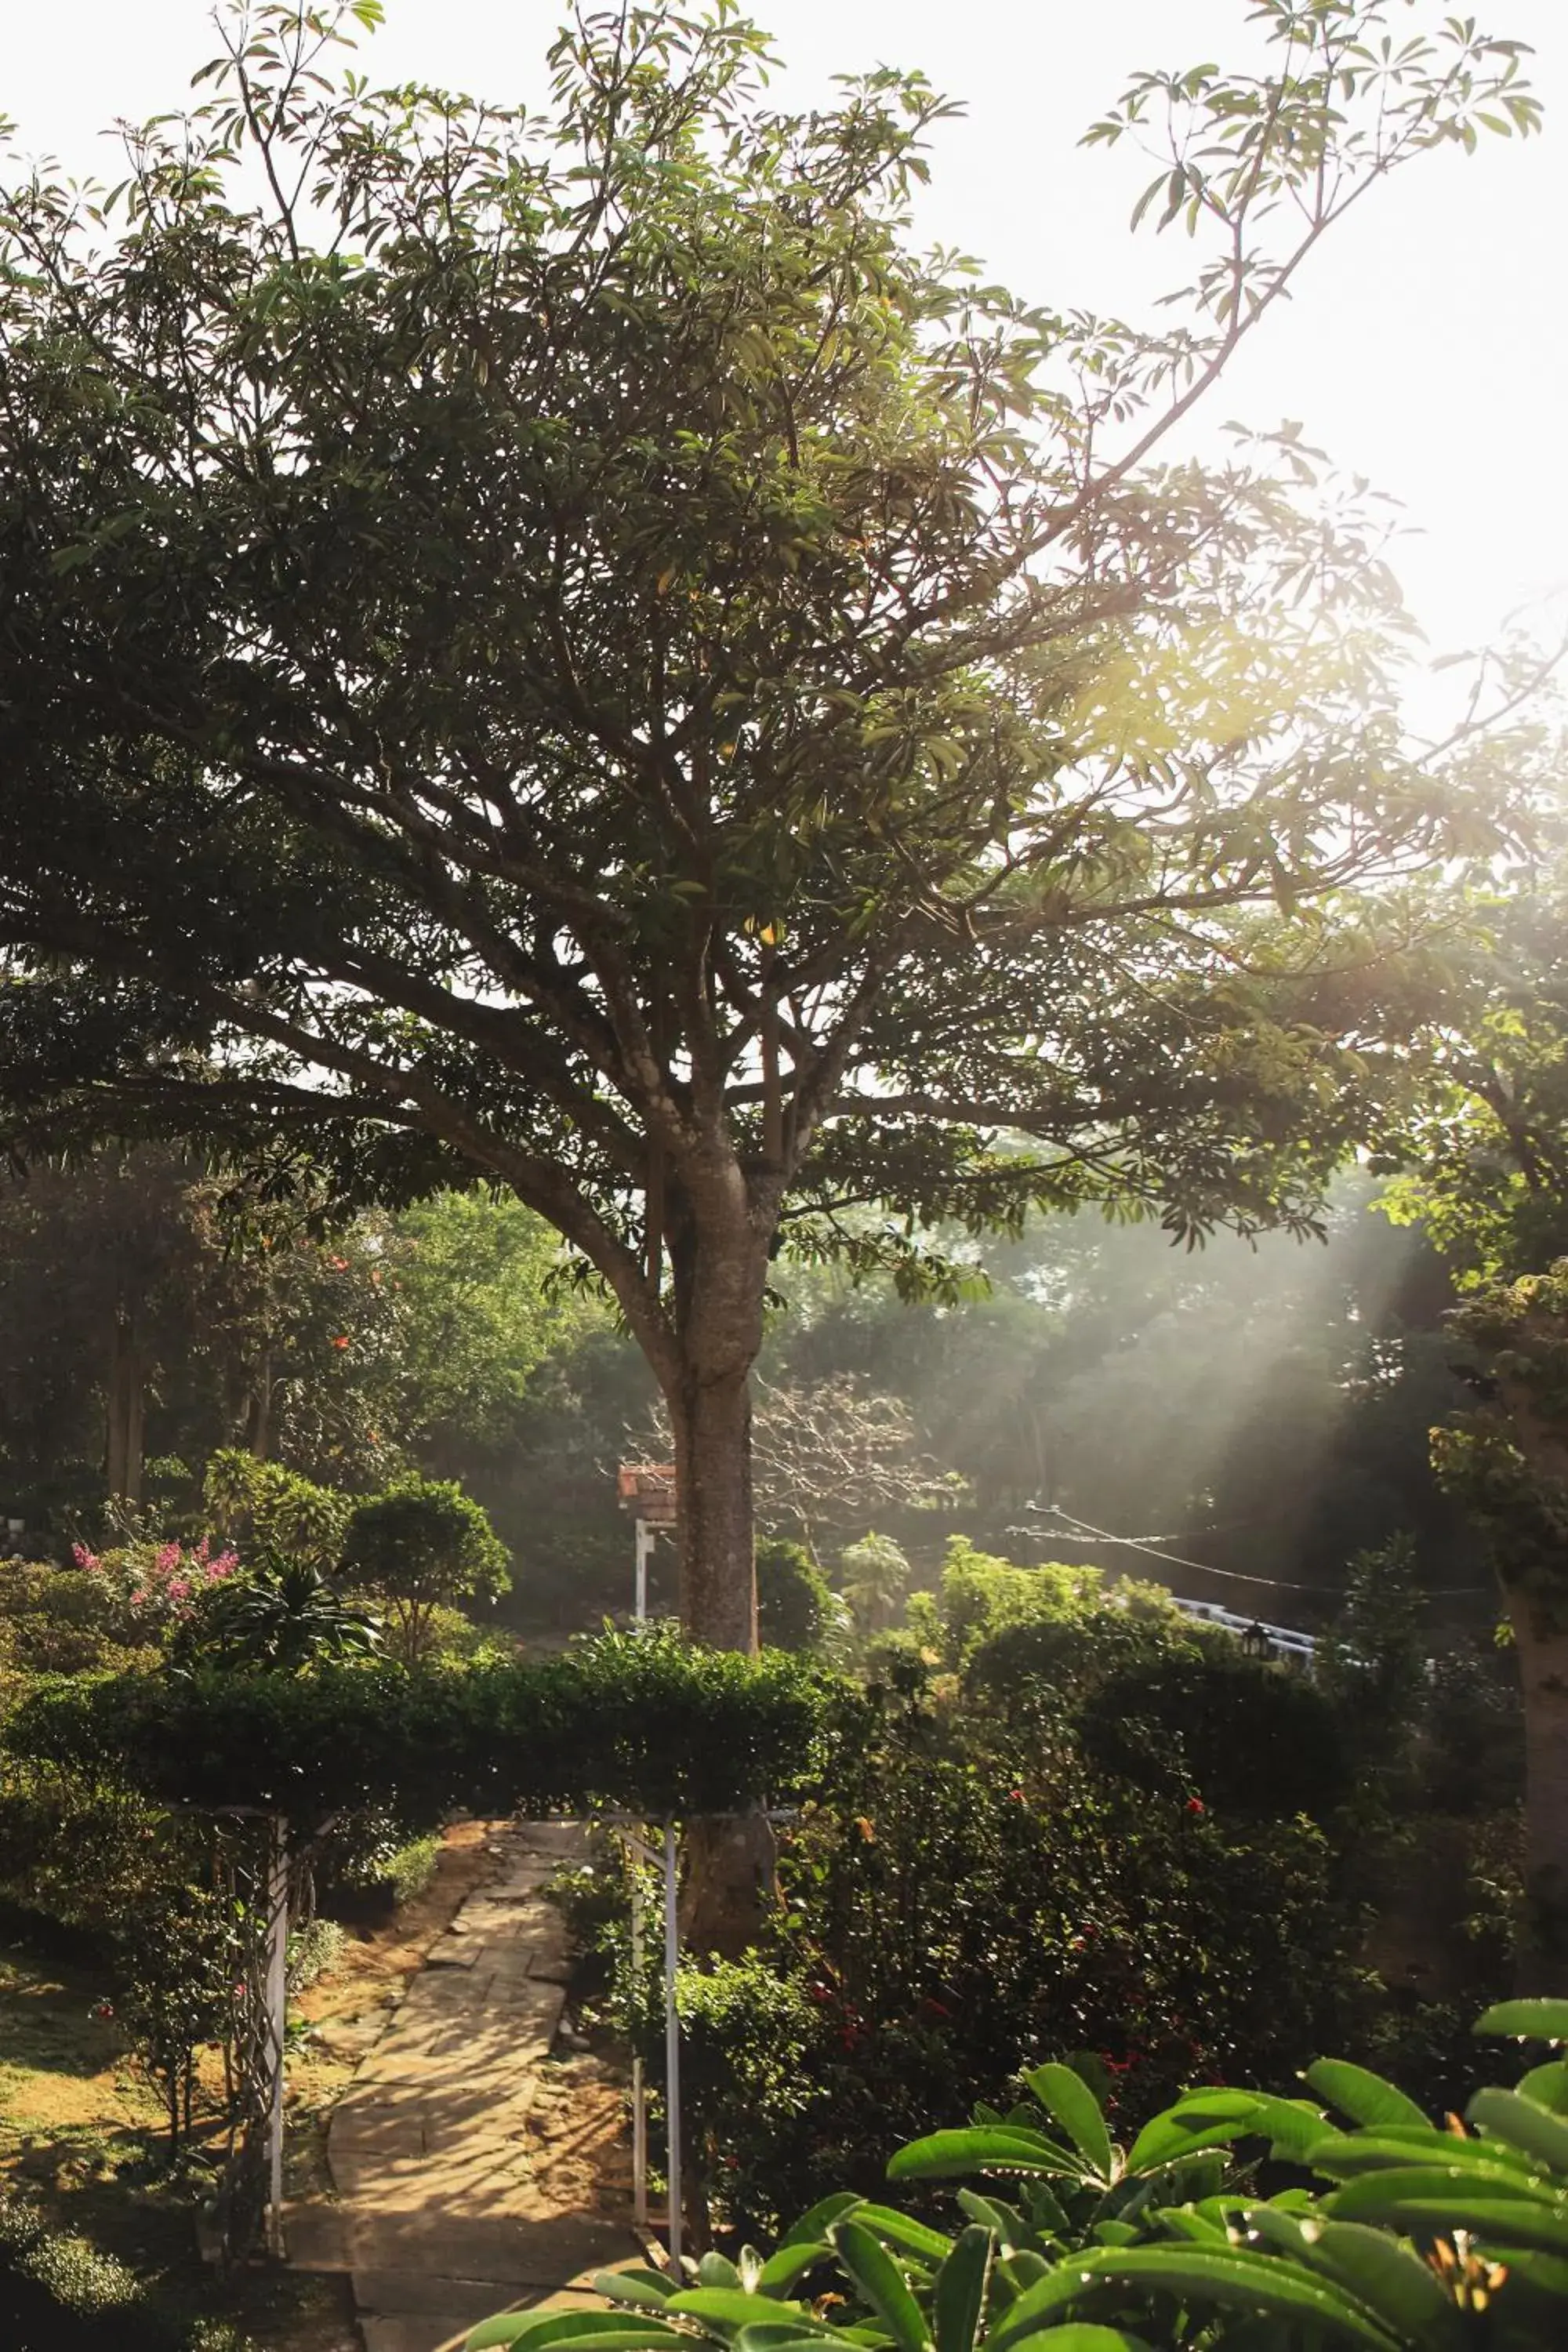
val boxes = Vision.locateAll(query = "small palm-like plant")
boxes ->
[466,2002,1568,2351]
[179,1552,382,1675]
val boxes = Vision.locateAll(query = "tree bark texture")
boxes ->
[245,1345,273,1461]
[670,1364,757,1653]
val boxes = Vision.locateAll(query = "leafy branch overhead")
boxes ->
[0,4,1541,1292]
[0,0,1545,1639]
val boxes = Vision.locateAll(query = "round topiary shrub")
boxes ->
[339,1476,509,1662]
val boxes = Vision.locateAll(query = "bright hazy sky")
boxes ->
[4,1,1563,655]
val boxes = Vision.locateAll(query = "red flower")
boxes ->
[1185,1796,1206,1816]
[1008,1788,1026,1804]
[332,1334,351,1349]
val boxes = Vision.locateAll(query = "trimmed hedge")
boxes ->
[4,1635,839,1828]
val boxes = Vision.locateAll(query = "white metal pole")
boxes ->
[635,1520,652,1624]
[663,1822,681,2272]
[630,1842,648,2229]
[265,1817,289,2258]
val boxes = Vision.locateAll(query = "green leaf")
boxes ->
[934,2226,993,2352]
[466,2321,686,2352]
[996,2333,1150,2351]
[597,2270,683,2312]
[1024,2066,1113,2181]
[1518,2060,1568,2116]
[982,2241,1392,2352]
[890,2129,1083,2183]
[1123,2113,1246,2172]
[956,2193,1025,2247]
[1468,2085,1568,2173]
[782,2195,865,2247]
[1306,2139,1537,2187]
[1326,2194,1568,2260]
[830,2220,932,2352]
[1322,2161,1550,2219]
[1124,2089,1324,2173]
[855,2208,955,2266]
[1057,2248,1399,2350]
[1475,1999,1568,2045]
[757,2245,833,2296]
[1235,2208,1463,2347]
[666,2291,825,2334]
[735,2338,858,2352]
[1301,2061,1429,2132]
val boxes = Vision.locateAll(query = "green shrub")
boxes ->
[114,1885,241,2148]
[1077,1643,1356,1820]
[339,1476,510,1662]
[756,1540,839,1653]
[0,1765,197,1940]
[203,1450,350,1570]
[5,1635,836,1826]
[0,1560,163,1677]
[174,1556,383,1674]
[379,1832,442,1908]
[286,1915,347,1992]
[924,1537,1104,1668]
[0,2194,243,2352]
[593,1684,1364,2233]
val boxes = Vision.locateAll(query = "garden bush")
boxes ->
[319,1820,445,1921]
[0,2194,254,2351]
[756,1540,840,1654]
[339,1475,510,1663]
[5,1633,839,1828]
[1076,1644,1356,1821]
[909,1538,1107,1671]
[0,1560,162,1679]
[607,1682,1367,2234]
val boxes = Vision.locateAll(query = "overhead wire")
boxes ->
[1012,1502,1491,1599]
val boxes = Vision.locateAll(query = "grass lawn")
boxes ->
[0,1821,501,2348]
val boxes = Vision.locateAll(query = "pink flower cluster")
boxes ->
[73,1533,238,1621]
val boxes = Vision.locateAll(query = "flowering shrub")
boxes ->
[602,1679,1364,2238]
[71,1535,238,1638]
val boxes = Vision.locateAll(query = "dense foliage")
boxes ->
[4,1636,837,1828]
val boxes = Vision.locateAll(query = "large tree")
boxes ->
[0,0,1537,1647]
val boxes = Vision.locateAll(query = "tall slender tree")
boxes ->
[0,0,1539,1646]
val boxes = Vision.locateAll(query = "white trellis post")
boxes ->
[662,1820,682,2271]
[615,1821,682,2269]
[265,1815,290,2258]
[630,1847,648,2231]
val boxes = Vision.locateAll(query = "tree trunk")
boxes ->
[106,1305,144,1504]
[660,1204,779,1954]
[670,1363,757,1653]
[1512,1595,1568,1991]
[245,1345,274,1461]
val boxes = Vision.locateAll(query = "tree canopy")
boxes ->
[0,0,1539,1642]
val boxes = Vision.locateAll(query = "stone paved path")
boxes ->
[287,1822,639,2352]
